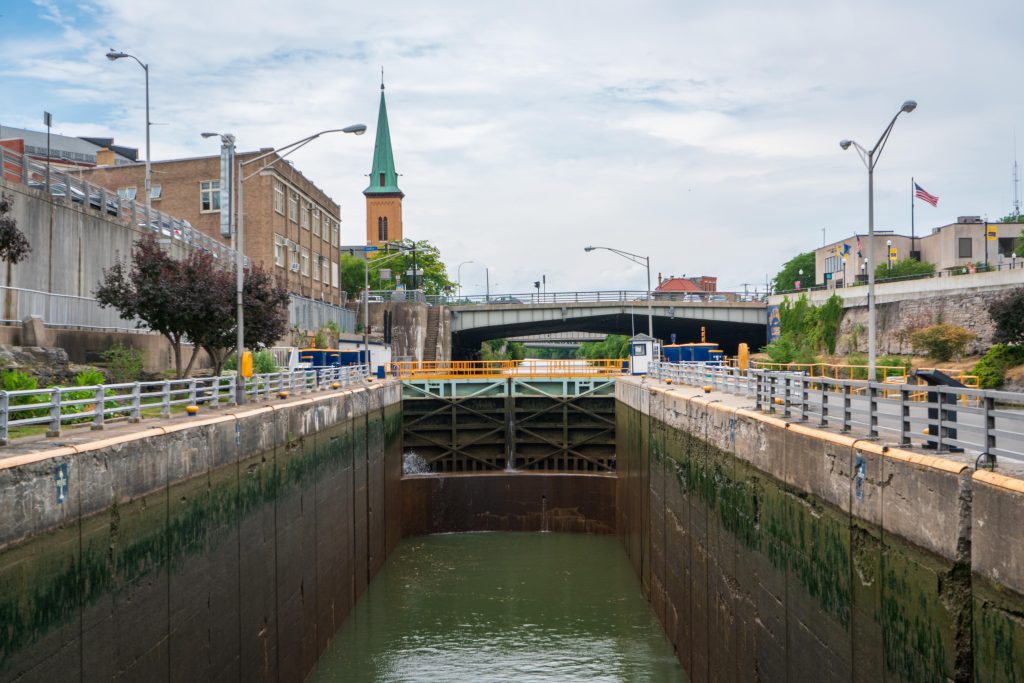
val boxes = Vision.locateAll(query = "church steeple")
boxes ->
[364,77,404,245]
[363,81,403,198]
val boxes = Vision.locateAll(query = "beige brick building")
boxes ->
[81,152,346,306]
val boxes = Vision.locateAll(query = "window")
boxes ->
[377,216,388,242]
[958,237,973,259]
[200,180,221,212]
[313,209,321,236]
[301,203,310,230]
[998,237,1016,257]
[273,181,285,214]
[118,187,137,201]
[301,248,310,276]
[288,191,298,221]
[313,254,321,281]
[289,241,299,270]
[149,185,161,200]
[274,234,285,267]
[331,262,339,288]
[379,172,385,187]
[824,255,844,274]
[322,256,330,284]
[332,220,340,246]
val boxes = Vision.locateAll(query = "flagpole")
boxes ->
[911,177,916,260]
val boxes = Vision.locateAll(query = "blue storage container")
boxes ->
[663,343,721,363]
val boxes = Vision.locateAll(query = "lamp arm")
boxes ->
[869,110,906,169]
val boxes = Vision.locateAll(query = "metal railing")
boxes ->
[0,365,368,445]
[648,360,1024,463]
[390,359,627,379]
[288,294,357,333]
[1,147,245,266]
[773,259,1024,296]
[430,290,766,306]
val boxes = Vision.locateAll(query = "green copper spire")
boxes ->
[363,82,403,197]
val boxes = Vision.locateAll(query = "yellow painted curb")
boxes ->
[0,446,78,469]
[974,469,1024,494]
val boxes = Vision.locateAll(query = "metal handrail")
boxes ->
[426,290,767,306]
[0,365,369,445]
[649,360,1024,463]
[390,359,627,379]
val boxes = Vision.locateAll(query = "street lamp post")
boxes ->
[106,49,151,217]
[887,239,893,272]
[840,100,917,380]
[202,124,366,403]
[456,260,474,299]
[584,245,653,338]
[364,248,411,372]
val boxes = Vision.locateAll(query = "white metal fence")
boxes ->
[288,294,357,333]
[0,365,369,444]
[648,360,1024,465]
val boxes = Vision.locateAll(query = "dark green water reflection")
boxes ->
[307,532,686,682]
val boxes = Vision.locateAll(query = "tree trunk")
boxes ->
[168,334,183,378]
[182,345,201,378]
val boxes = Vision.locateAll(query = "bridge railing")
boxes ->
[0,365,368,445]
[649,360,1023,464]
[429,290,766,306]
[390,359,627,379]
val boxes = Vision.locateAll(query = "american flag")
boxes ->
[914,183,939,207]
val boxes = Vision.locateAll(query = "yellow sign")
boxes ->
[888,246,898,261]
[240,351,254,378]
[987,225,997,241]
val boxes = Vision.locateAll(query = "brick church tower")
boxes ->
[364,81,404,245]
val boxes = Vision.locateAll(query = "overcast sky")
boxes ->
[4,0,1023,295]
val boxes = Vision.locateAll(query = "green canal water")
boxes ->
[307,532,687,682]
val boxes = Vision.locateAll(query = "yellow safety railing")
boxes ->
[389,359,627,380]
[751,361,907,382]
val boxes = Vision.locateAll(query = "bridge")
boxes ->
[442,291,768,359]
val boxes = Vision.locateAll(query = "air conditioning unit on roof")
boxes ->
[290,263,300,273]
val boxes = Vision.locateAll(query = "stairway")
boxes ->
[423,306,440,362]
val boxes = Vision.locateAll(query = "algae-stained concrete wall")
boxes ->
[0,381,402,683]
[617,377,982,682]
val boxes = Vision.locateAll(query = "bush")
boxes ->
[1,370,48,418]
[972,344,1024,389]
[988,288,1024,345]
[313,330,329,349]
[253,350,278,374]
[910,324,975,361]
[101,344,143,383]
[875,258,936,281]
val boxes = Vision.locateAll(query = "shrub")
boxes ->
[322,321,340,335]
[910,324,975,361]
[101,344,143,383]
[1,370,48,418]
[989,287,1024,346]
[972,344,1024,389]
[875,258,936,281]
[253,349,278,374]
[313,330,329,349]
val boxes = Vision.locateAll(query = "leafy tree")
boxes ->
[875,258,936,281]
[374,240,455,295]
[0,193,31,264]
[340,254,383,299]
[998,213,1024,223]
[578,334,630,359]
[761,293,843,361]
[772,251,815,292]
[989,287,1024,345]
[480,338,525,360]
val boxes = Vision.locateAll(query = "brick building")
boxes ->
[81,152,346,306]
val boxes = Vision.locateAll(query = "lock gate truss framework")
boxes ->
[402,377,617,473]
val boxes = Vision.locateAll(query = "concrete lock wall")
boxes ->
[0,380,403,683]
[616,377,1024,682]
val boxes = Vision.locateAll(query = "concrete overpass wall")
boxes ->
[617,375,1024,680]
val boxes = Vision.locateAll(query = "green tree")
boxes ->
[340,254,382,299]
[989,287,1024,345]
[761,293,844,361]
[772,252,815,292]
[0,193,31,264]
[577,335,630,359]
[376,240,455,295]
[480,338,525,360]
[910,323,974,361]
[875,258,936,281]
[998,213,1024,223]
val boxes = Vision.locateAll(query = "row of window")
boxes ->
[274,180,340,245]
[273,234,339,287]
[117,185,162,201]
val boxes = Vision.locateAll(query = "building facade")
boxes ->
[813,218,1021,286]
[364,83,404,245]
[81,152,346,306]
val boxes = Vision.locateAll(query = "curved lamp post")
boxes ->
[456,260,474,299]
[106,49,152,216]
[840,100,916,380]
[202,124,366,402]
[584,245,653,338]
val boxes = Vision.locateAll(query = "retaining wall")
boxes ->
[0,380,402,683]
[617,376,1024,682]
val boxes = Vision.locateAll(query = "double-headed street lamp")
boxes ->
[105,49,151,216]
[202,124,366,403]
[584,245,653,338]
[840,100,917,381]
